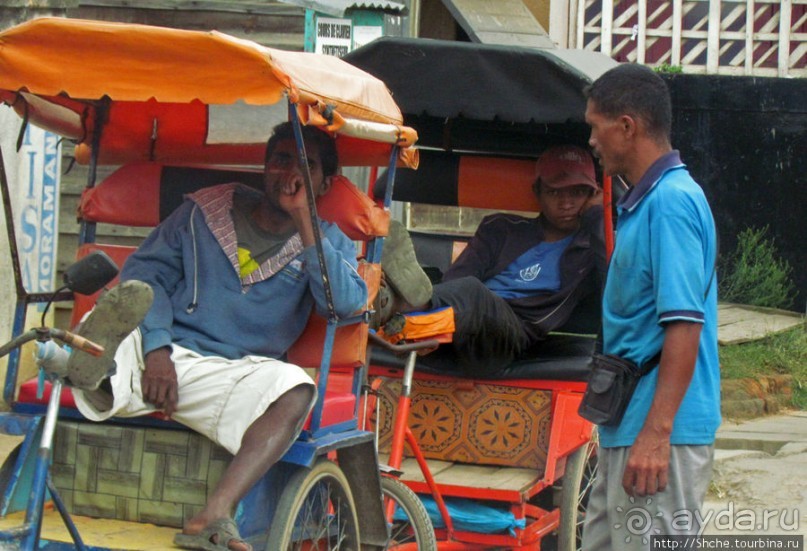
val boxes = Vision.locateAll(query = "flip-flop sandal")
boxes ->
[174,517,253,551]
[66,280,153,391]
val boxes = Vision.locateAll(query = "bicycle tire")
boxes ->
[266,459,360,550]
[557,428,599,551]
[380,476,436,550]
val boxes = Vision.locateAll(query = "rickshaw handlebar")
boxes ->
[0,327,104,360]
[368,331,441,354]
[50,328,105,357]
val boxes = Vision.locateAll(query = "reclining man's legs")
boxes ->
[431,277,530,376]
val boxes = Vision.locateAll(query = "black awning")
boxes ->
[344,37,617,154]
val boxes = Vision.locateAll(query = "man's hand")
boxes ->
[276,169,309,217]
[622,427,671,496]
[275,169,318,246]
[142,347,179,418]
[623,322,701,497]
[581,187,603,215]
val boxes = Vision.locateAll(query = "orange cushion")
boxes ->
[318,174,389,240]
[378,306,455,345]
[302,377,356,430]
[287,261,380,368]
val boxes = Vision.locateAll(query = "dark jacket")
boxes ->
[443,206,606,342]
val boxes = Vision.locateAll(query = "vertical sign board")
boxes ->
[315,17,353,57]
[18,124,61,303]
[0,115,61,382]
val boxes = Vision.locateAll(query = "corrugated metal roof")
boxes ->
[441,0,555,49]
[277,0,407,18]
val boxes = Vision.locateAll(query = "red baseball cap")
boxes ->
[535,145,598,190]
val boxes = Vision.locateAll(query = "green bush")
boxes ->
[718,226,796,310]
[654,63,683,74]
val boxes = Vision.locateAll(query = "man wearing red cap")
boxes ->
[393,145,605,376]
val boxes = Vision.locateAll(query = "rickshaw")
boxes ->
[0,18,432,550]
[344,37,620,550]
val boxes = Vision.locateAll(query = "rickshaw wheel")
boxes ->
[0,443,21,494]
[266,459,360,550]
[557,428,599,551]
[380,476,437,550]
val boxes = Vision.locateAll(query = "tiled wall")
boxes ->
[51,421,231,528]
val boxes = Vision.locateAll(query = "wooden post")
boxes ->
[672,0,683,67]
[549,0,571,47]
[637,0,647,64]
[778,0,792,77]
[707,0,721,73]
[576,0,586,49]
[602,0,613,55]
[745,0,755,75]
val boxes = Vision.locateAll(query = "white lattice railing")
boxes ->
[573,0,806,77]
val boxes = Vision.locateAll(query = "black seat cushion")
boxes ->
[370,333,595,381]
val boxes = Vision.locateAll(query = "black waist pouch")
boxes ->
[578,353,658,427]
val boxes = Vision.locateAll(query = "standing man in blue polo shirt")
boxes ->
[581,64,719,549]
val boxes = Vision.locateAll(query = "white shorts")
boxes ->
[72,330,316,455]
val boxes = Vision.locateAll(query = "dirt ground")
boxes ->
[2,409,804,542]
[0,433,23,464]
[702,412,807,537]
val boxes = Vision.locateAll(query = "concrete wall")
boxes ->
[0,109,22,389]
[663,74,806,311]
[0,2,305,46]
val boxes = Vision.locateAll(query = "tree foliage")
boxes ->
[718,226,796,310]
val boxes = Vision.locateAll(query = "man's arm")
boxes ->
[442,215,504,282]
[622,320,701,496]
[304,225,367,318]
[120,202,192,418]
[121,203,191,354]
[279,174,367,317]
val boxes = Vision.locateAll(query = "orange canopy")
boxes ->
[0,18,417,168]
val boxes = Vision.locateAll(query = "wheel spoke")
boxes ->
[268,461,361,551]
[380,477,436,550]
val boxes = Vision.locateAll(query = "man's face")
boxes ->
[585,100,629,178]
[263,138,326,211]
[537,184,592,233]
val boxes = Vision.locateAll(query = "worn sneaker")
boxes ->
[380,220,433,308]
[66,280,153,391]
[371,281,395,330]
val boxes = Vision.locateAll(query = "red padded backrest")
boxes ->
[79,163,389,240]
[286,262,381,369]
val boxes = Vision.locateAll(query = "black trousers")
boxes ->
[430,276,530,376]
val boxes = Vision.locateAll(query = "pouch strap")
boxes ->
[638,350,662,375]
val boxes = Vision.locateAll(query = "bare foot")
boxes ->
[176,516,252,551]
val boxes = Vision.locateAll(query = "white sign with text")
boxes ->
[315,17,352,58]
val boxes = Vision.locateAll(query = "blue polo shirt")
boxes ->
[599,151,720,448]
